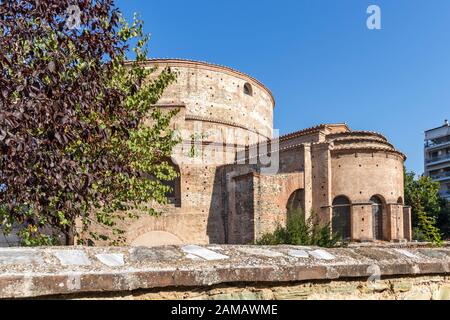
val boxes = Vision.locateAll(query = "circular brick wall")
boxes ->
[328,132,405,204]
[124,59,276,246]
[145,59,275,145]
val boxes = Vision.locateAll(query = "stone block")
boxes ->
[95,254,125,267]
[391,280,413,293]
[0,249,43,265]
[129,246,183,262]
[403,290,432,300]
[237,247,284,258]
[181,245,229,261]
[53,250,91,266]
[433,286,450,300]
[309,249,335,261]
[287,250,309,259]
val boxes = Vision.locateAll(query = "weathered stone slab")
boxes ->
[417,249,445,259]
[0,245,448,299]
[394,249,419,259]
[434,286,450,300]
[130,246,183,262]
[355,248,398,260]
[185,253,204,261]
[182,245,229,261]
[403,288,432,300]
[95,254,124,267]
[53,250,91,266]
[391,280,413,293]
[309,249,335,261]
[287,249,309,259]
[206,246,227,251]
[0,249,43,265]
[437,249,450,258]
[293,246,312,250]
[237,247,284,258]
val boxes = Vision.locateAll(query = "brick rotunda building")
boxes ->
[121,59,412,246]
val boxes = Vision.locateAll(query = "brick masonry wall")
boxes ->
[118,60,277,246]
[148,59,275,140]
[331,151,404,205]
[253,173,305,239]
[311,143,333,224]
[278,147,305,173]
[331,150,405,241]
[79,61,410,246]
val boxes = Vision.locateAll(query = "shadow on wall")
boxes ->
[0,227,20,248]
[206,166,228,244]
[207,164,263,245]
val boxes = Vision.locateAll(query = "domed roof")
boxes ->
[326,131,406,159]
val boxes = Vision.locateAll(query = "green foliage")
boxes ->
[18,226,59,247]
[404,170,443,245]
[0,1,180,246]
[72,16,181,245]
[256,209,340,248]
[437,199,450,239]
[188,132,209,158]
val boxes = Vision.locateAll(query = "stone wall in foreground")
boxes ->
[0,244,449,300]
[102,275,450,300]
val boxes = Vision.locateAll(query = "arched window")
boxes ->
[370,196,384,240]
[397,197,404,205]
[332,196,351,240]
[244,83,253,96]
[286,189,305,214]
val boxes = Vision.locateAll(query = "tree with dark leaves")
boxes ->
[0,0,180,246]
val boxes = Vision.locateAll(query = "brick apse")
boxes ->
[112,59,412,246]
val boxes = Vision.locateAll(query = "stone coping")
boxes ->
[0,245,449,298]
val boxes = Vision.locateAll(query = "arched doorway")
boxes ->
[370,196,384,240]
[332,196,352,240]
[286,189,305,214]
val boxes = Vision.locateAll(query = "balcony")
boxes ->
[425,140,450,149]
[430,171,450,181]
[425,134,450,149]
[440,192,450,201]
[426,154,450,165]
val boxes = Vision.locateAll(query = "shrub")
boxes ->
[256,209,340,248]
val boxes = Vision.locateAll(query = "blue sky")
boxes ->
[116,0,450,174]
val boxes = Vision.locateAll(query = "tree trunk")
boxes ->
[65,227,75,246]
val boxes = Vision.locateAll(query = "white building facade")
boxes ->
[424,120,450,202]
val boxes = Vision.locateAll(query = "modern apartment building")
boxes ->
[424,120,450,202]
